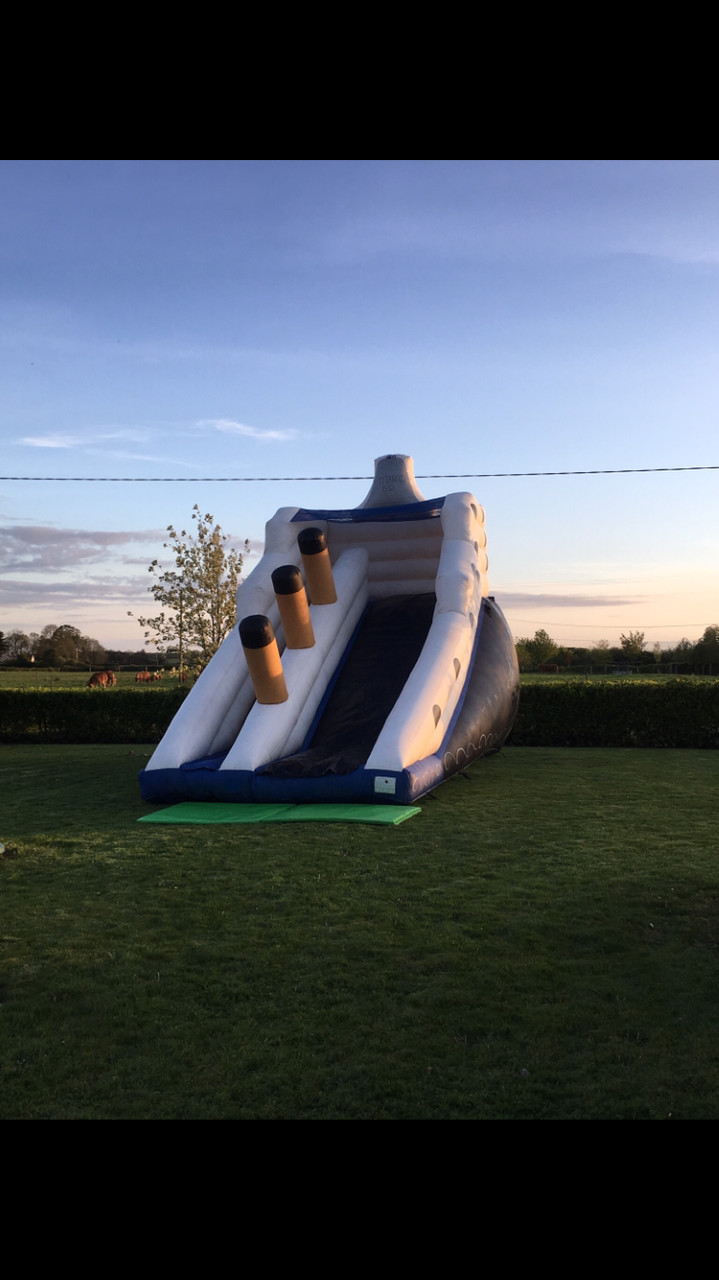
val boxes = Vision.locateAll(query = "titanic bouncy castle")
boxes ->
[138,455,519,807]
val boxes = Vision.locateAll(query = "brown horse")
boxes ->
[88,670,115,689]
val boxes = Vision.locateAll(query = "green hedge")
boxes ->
[0,688,190,744]
[510,679,719,747]
[1,680,718,748]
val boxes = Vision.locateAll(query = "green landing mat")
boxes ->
[271,804,421,824]
[138,803,291,825]
[138,801,421,826]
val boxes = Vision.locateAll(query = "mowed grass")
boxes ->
[0,670,179,691]
[1,744,718,1119]
[3,669,714,691]
[519,672,719,683]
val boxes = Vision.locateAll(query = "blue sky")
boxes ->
[1,159,717,652]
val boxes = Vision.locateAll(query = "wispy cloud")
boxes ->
[0,521,261,607]
[19,420,299,455]
[0,525,164,574]
[498,591,643,609]
[20,427,147,449]
[285,161,719,269]
[0,575,146,609]
[16,426,201,468]
[20,434,85,449]
[201,418,298,443]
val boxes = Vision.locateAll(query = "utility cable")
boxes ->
[1,465,718,483]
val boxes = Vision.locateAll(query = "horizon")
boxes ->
[2,160,717,651]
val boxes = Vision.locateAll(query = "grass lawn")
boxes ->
[2,670,715,692]
[0,670,184,691]
[1,743,718,1119]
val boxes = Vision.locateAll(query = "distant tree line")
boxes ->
[0,625,108,668]
[4,620,719,676]
[515,625,719,674]
[0,624,169,671]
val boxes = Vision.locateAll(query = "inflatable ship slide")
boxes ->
[138,455,519,806]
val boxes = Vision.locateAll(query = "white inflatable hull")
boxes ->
[139,458,519,806]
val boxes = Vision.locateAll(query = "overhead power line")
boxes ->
[1,465,718,483]
[504,618,710,630]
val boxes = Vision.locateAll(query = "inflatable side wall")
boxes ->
[139,455,519,805]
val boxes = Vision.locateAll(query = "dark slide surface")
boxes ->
[440,597,520,772]
[261,594,436,778]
